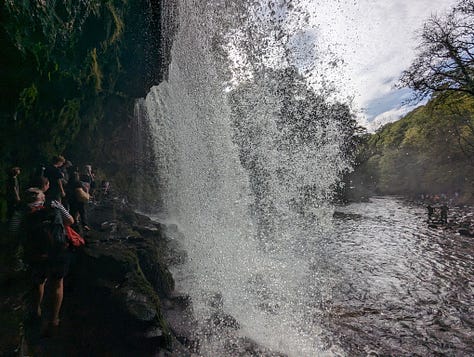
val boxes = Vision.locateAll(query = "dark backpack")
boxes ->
[24,205,66,260]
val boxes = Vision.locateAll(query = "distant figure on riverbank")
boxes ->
[427,205,434,222]
[440,205,448,224]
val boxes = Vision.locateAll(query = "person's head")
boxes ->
[25,188,45,205]
[52,155,66,167]
[84,165,92,174]
[67,165,78,177]
[10,166,21,176]
[64,160,73,169]
[30,176,50,192]
[72,171,81,183]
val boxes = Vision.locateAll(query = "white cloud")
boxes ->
[361,104,420,133]
[301,0,457,126]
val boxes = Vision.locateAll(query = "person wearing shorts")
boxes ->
[24,189,74,330]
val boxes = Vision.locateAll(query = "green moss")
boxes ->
[107,3,124,45]
[0,0,166,216]
[18,84,38,112]
[120,270,172,347]
[123,227,141,239]
[89,47,103,92]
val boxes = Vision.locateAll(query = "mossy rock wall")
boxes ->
[0,0,177,215]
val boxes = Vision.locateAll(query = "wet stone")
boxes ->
[125,291,157,322]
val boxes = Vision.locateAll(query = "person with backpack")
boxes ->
[23,188,74,331]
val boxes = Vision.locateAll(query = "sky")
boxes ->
[302,0,458,131]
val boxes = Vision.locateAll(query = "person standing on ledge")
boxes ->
[44,156,66,203]
[6,166,21,220]
[80,164,96,197]
[23,188,74,334]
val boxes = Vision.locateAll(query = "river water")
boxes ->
[160,196,474,356]
[318,197,474,356]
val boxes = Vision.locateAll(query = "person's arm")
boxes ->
[51,200,74,225]
[14,181,20,202]
[58,178,66,197]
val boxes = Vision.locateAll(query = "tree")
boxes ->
[433,93,474,163]
[399,0,474,101]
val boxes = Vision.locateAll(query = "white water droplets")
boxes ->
[140,0,353,355]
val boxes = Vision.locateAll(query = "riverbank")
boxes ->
[343,189,474,236]
[0,195,195,356]
[404,196,474,237]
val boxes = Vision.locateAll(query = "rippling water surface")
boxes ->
[162,196,474,356]
[322,197,474,356]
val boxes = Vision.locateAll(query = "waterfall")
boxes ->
[139,0,354,355]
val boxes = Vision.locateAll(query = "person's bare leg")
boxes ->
[35,280,46,317]
[50,278,63,326]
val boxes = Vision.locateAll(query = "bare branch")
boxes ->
[398,1,474,102]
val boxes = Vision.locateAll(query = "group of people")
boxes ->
[5,155,97,335]
[419,193,452,225]
[7,156,96,231]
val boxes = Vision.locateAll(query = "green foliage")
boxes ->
[0,0,159,222]
[106,3,124,45]
[18,84,38,113]
[0,0,134,192]
[353,93,474,200]
[89,47,103,92]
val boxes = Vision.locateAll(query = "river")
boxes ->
[160,196,474,356]
[319,197,474,356]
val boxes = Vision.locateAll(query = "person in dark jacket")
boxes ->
[43,156,66,203]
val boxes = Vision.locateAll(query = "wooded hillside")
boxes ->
[348,93,474,203]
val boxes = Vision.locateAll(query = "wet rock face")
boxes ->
[162,293,200,353]
[55,202,183,355]
[0,0,177,209]
[124,288,159,322]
